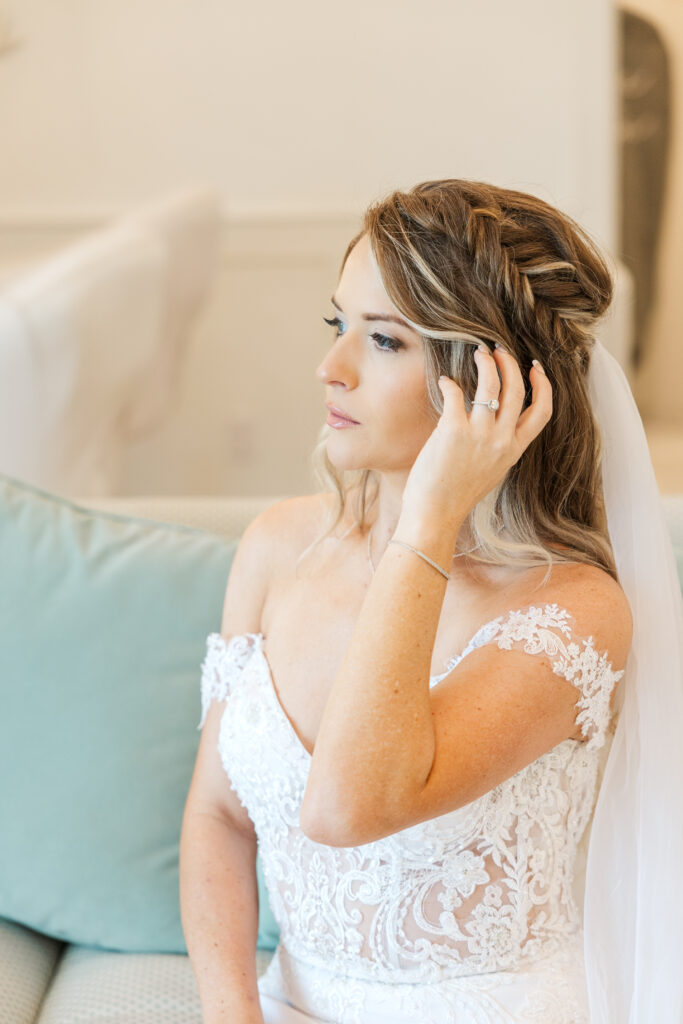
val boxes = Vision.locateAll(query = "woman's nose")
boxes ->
[315,345,358,387]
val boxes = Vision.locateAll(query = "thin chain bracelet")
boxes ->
[387,538,451,579]
[366,526,482,579]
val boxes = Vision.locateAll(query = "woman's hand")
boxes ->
[400,344,552,529]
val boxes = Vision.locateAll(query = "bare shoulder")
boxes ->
[528,562,634,672]
[251,491,337,558]
[220,493,336,637]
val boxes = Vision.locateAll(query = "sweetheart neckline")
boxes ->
[213,616,510,761]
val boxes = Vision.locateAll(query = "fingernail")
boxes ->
[532,358,545,374]
[477,343,488,353]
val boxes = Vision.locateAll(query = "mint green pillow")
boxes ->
[0,472,279,954]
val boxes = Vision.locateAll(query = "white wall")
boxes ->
[0,0,625,496]
[0,1,617,238]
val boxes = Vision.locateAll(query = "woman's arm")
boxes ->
[300,508,631,847]
[300,508,458,839]
[180,502,285,1024]
[180,690,265,1023]
[180,785,265,1024]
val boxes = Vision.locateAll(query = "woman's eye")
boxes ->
[322,316,402,353]
[322,315,345,335]
[371,332,402,353]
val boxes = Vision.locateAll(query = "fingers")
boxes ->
[438,373,469,429]
[479,344,552,444]
[517,361,553,444]
[445,343,552,448]
[471,343,503,424]
[489,345,523,409]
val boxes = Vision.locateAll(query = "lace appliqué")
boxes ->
[199,601,623,1010]
[471,602,625,752]
[197,632,260,729]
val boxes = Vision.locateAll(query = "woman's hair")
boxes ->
[303,177,619,586]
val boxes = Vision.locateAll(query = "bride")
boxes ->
[180,179,683,1023]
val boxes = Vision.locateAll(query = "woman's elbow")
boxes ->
[299,796,356,847]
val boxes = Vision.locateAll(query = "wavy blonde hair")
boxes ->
[301,178,619,585]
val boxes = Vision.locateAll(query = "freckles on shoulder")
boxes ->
[540,562,634,670]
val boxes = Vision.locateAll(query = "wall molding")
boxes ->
[0,207,362,268]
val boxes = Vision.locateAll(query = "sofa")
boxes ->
[0,186,222,499]
[1,479,682,1024]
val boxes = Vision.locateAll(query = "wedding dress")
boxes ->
[198,599,625,1024]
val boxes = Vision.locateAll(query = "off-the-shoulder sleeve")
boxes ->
[477,602,626,751]
[197,632,259,730]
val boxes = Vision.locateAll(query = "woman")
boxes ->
[181,179,683,1023]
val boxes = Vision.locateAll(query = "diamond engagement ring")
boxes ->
[472,398,500,411]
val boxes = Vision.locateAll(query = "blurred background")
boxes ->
[0,0,680,500]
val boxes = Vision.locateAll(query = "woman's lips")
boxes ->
[326,406,360,428]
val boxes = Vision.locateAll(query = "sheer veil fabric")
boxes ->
[583,339,683,1021]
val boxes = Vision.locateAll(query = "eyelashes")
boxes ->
[322,316,403,353]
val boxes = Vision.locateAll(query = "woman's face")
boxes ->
[315,233,438,475]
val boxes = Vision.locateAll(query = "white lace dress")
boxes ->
[197,602,624,1024]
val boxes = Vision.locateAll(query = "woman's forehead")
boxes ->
[339,236,400,314]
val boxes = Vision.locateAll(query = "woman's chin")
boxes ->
[324,429,377,471]
[324,446,369,474]
[327,455,364,473]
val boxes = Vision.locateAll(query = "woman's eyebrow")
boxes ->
[330,295,412,331]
